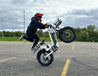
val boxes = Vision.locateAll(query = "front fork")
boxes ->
[44,45,58,59]
[44,31,59,59]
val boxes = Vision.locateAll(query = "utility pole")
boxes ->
[23,10,25,34]
[2,24,4,37]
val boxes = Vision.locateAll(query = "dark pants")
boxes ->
[23,31,39,48]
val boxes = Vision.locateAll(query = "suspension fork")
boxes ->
[44,45,58,59]
[44,29,59,59]
[44,51,54,59]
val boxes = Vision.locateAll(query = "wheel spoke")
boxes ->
[37,50,54,66]
[59,27,76,43]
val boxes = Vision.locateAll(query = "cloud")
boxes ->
[12,0,28,4]
[61,8,98,27]
[0,0,98,31]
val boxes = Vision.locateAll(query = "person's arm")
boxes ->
[35,21,47,29]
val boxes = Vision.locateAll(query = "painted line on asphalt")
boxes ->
[61,59,70,76]
[72,44,75,50]
[0,57,16,62]
[95,47,98,49]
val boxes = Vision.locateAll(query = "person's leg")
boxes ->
[32,34,39,48]
[21,32,39,49]
[19,34,25,41]
[19,33,34,42]
[24,32,34,42]
[23,36,34,42]
[26,33,39,48]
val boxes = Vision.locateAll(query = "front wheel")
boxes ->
[37,49,54,66]
[59,26,76,43]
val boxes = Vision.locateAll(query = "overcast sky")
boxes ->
[0,0,98,31]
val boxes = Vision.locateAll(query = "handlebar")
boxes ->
[46,18,62,29]
[47,24,61,32]
[47,24,55,29]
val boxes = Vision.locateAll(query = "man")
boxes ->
[19,13,48,51]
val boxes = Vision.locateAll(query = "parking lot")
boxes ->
[0,42,98,76]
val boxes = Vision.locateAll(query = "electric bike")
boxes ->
[33,18,76,66]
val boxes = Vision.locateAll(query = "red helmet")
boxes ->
[35,13,44,19]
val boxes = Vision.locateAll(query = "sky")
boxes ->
[0,0,98,31]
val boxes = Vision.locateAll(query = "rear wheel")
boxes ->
[59,26,76,43]
[37,49,54,66]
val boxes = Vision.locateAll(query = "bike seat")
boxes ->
[40,40,45,45]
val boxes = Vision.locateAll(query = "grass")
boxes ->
[1,37,96,42]
[0,37,19,41]
[0,37,61,42]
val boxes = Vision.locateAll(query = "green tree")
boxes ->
[78,31,89,41]
[36,30,43,37]
[15,31,22,37]
[87,25,96,33]
[87,25,96,41]
[0,32,2,37]
[44,31,49,37]
[74,27,81,41]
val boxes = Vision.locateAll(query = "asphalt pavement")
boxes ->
[0,42,98,76]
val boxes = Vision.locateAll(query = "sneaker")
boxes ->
[31,47,35,51]
[31,47,37,54]
[19,34,24,41]
[31,45,40,53]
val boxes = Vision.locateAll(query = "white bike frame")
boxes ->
[34,25,59,58]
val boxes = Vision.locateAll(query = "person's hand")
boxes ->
[44,23,47,26]
[44,23,48,28]
[47,24,52,28]
[44,23,52,28]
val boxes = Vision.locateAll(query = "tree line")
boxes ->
[0,25,98,42]
[75,25,98,42]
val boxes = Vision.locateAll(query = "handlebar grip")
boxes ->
[47,24,52,28]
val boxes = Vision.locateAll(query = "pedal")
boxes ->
[31,44,40,54]
[40,40,45,45]
[31,49,36,54]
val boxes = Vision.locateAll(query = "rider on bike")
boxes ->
[19,13,48,51]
